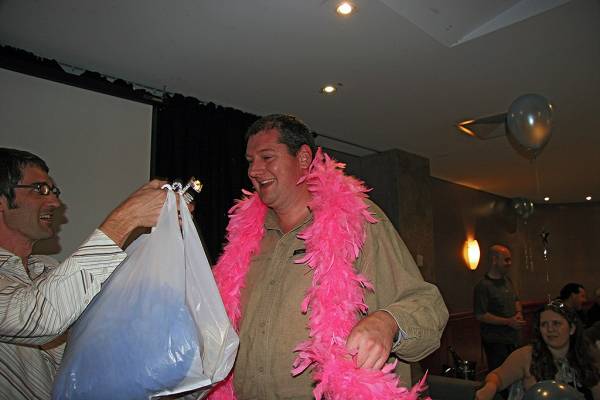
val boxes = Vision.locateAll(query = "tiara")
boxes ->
[547,299,565,308]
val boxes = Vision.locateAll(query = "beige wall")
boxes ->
[431,178,517,312]
[0,68,153,261]
[519,202,600,301]
[328,148,436,283]
[325,148,600,315]
[431,177,600,313]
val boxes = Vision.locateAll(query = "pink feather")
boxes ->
[208,148,427,400]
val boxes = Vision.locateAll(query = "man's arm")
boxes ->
[0,180,166,345]
[515,300,523,318]
[99,180,167,247]
[0,230,127,345]
[474,295,525,329]
[475,312,525,329]
[345,202,449,368]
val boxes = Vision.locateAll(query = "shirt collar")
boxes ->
[264,207,313,233]
[0,246,14,264]
[485,273,507,282]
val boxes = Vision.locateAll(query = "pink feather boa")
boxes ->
[209,149,427,400]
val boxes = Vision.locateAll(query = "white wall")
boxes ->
[0,68,153,261]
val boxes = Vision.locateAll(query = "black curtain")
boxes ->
[2,45,261,262]
[154,95,259,262]
[0,46,161,105]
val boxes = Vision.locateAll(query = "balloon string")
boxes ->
[531,158,541,199]
[532,159,552,296]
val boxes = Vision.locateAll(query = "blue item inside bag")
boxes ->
[52,191,217,399]
[52,282,199,400]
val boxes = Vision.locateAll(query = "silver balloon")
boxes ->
[506,94,553,159]
[512,197,534,220]
[523,380,584,400]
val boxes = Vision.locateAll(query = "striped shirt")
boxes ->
[0,229,127,400]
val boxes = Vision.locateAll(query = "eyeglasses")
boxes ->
[13,182,61,197]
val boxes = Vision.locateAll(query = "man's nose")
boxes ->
[248,160,264,177]
[47,193,61,207]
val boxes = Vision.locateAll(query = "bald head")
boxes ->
[489,245,509,257]
[489,244,512,276]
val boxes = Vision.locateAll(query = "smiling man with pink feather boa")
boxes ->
[208,114,449,400]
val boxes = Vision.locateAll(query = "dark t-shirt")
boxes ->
[473,274,519,344]
[586,303,600,328]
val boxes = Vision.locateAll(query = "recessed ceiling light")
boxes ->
[544,197,550,202]
[321,85,337,94]
[586,195,592,201]
[336,2,355,16]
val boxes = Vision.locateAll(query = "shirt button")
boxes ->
[258,367,264,373]
[259,321,266,328]
[269,279,276,285]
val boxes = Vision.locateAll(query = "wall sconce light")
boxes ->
[463,239,480,270]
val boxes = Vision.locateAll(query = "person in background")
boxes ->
[560,282,588,326]
[0,147,167,399]
[475,300,600,400]
[587,321,600,352]
[587,288,600,328]
[474,245,526,375]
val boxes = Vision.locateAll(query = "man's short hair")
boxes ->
[559,283,585,300]
[0,148,49,208]
[245,114,317,157]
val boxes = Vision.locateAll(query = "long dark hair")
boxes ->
[530,300,600,387]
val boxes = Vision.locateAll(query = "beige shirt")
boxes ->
[233,200,449,400]
[0,230,126,400]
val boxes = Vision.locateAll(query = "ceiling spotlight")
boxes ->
[544,197,550,202]
[321,85,337,94]
[336,2,355,16]
[586,195,592,201]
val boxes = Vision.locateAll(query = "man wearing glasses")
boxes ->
[0,147,166,399]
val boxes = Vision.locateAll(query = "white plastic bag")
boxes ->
[53,189,238,399]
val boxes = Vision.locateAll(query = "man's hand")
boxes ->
[345,310,399,370]
[99,179,168,247]
[507,314,527,330]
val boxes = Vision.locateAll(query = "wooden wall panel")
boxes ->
[420,301,543,378]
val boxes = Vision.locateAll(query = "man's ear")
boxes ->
[297,145,312,169]
[570,324,576,335]
[0,196,7,213]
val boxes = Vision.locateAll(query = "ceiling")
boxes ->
[1,0,598,203]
